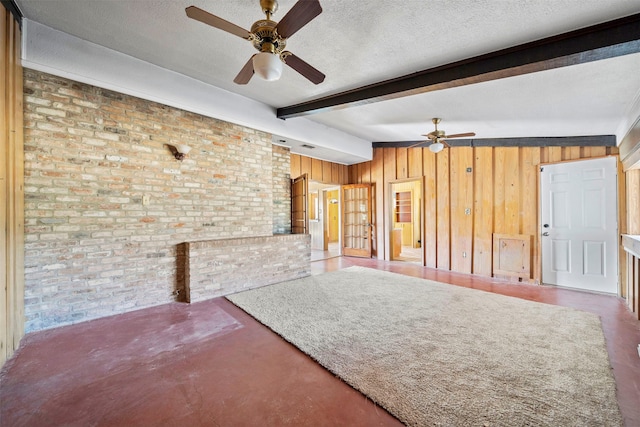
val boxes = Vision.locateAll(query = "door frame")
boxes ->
[323,186,342,256]
[539,156,619,294]
[386,178,425,264]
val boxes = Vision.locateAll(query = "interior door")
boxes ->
[541,157,618,294]
[342,184,372,258]
[291,174,308,234]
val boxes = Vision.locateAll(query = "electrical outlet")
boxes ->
[142,194,150,206]
[465,208,471,215]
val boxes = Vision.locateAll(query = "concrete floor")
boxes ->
[2,257,639,426]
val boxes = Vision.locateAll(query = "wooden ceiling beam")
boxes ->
[372,135,617,148]
[277,13,640,119]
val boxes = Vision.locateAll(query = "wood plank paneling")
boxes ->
[548,146,563,163]
[504,148,520,235]
[331,163,340,184]
[290,153,301,178]
[2,7,25,365]
[322,161,332,184]
[300,155,312,180]
[311,158,323,181]
[423,148,437,268]
[396,147,408,179]
[450,147,473,273]
[383,148,397,259]
[493,147,506,235]
[0,5,7,367]
[408,147,423,178]
[292,155,348,185]
[590,146,607,158]
[436,149,451,270]
[473,147,494,276]
[628,170,640,234]
[371,148,384,258]
[352,145,625,288]
[521,148,540,280]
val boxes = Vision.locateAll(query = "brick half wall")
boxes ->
[184,234,311,303]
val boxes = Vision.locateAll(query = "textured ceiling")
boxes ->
[14,0,640,161]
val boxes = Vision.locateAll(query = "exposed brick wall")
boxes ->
[22,70,293,332]
[272,144,291,234]
[184,234,310,303]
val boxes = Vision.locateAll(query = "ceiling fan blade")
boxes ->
[409,141,429,148]
[185,6,251,39]
[233,55,256,85]
[444,132,476,139]
[282,52,325,84]
[275,0,322,38]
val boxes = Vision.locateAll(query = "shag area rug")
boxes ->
[226,267,622,426]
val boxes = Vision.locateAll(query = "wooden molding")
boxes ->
[619,116,640,170]
[278,13,640,119]
[373,135,616,149]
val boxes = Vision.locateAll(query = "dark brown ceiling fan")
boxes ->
[411,118,476,153]
[186,0,325,85]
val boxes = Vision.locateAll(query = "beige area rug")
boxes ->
[226,267,622,426]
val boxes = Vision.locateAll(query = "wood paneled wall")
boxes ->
[1,5,24,366]
[290,153,349,185]
[625,169,640,313]
[628,170,640,235]
[350,146,619,284]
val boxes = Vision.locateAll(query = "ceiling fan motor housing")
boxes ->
[250,20,286,54]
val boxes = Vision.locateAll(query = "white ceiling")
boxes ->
[14,0,640,163]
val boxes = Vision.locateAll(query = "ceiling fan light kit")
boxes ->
[253,51,283,81]
[429,141,445,153]
[186,0,325,85]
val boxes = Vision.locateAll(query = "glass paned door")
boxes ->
[342,184,372,258]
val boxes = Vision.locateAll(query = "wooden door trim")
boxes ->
[387,178,425,264]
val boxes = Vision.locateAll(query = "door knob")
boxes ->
[542,232,549,236]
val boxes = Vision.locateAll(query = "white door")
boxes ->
[541,157,618,294]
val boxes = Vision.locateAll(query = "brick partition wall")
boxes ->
[184,234,310,303]
[22,70,296,332]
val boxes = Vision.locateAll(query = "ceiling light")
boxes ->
[253,52,283,81]
[429,141,444,153]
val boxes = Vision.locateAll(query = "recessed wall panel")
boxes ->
[583,188,605,229]
[551,239,570,272]
[584,241,606,276]
[551,191,570,229]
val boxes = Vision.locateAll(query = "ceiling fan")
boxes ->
[411,118,476,153]
[186,0,325,85]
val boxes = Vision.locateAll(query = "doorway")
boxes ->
[390,179,423,264]
[540,156,618,294]
[309,181,341,261]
